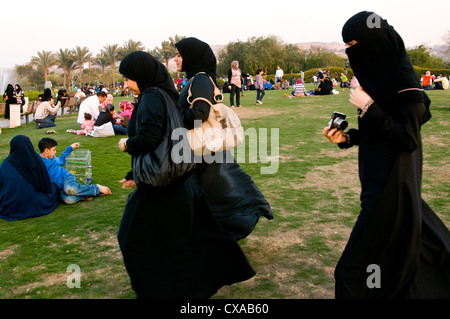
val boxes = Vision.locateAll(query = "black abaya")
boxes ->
[117,52,255,298]
[334,11,450,299]
[176,38,273,240]
[0,135,58,221]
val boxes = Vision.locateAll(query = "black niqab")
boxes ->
[5,135,53,194]
[119,51,179,104]
[4,84,14,98]
[334,12,450,299]
[175,37,217,83]
[342,11,431,122]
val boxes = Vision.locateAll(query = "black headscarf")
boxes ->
[102,104,114,112]
[43,88,53,101]
[175,37,217,83]
[5,135,53,194]
[342,11,430,122]
[119,51,179,104]
[4,84,14,98]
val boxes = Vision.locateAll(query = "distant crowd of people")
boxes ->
[420,71,449,90]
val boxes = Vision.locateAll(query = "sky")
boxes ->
[0,0,449,69]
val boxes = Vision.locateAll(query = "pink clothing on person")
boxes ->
[77,120,95,135]
[120,109,133,119]
[119,100,134,119]
[101,94,114,107]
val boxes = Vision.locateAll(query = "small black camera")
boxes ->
[328,111,348,131]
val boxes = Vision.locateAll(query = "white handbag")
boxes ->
[187,73,244,156]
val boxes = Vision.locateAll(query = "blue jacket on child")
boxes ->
[39,146,74,190]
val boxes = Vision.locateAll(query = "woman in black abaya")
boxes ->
[0,135,58,221]
[116,51,255,299]
[323,11,450,298]
[175,37,273,241]
[2,84,15,119]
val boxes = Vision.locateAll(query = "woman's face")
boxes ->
[123,77,140,95]
[174,49,183,72]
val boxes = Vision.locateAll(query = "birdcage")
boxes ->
[65,149,92,185]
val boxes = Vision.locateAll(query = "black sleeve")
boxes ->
[182,75,215,130]
[338,128,359,149]
[361,102,425,153]
[338,102,426,153]
[126,92,166,156]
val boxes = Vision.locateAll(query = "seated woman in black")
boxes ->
[56,89,69,107]
[94,104,127,135]
[0,135,58,221]
[315,77,333,95]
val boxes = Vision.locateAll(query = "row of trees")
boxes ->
[216,36,347,76]
[14,34,450,92]
[16,36,186,91]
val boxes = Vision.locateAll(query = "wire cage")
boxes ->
[65,149,92,185]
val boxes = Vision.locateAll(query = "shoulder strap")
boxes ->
[187,72,223,105]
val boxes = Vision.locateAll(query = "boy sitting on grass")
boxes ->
[38,138,111,204]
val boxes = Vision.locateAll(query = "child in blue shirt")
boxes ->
[38,138,111,204]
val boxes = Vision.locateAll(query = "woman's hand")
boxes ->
[118,138,128,152]
[119,178,136,189]
[349,87,372,110]
[322,127,347,144]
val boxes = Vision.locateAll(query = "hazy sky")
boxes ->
[0,0,448,69]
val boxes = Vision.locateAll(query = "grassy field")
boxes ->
[0,84,448,299]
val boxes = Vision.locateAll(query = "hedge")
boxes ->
[413,66,450,78]
[264,67,355,83]
[264,66,450,84]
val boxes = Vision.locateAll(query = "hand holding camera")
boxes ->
[323,111,349,144]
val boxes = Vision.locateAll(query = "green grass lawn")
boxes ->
[0,84,449,299]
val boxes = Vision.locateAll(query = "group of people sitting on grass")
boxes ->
[34,88,133,137]
[0,135,112,221]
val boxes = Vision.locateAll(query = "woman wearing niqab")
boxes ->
[2,84,15,119]
[116,51,255,299]
[0,135,58,221]
[175,37,273,241]
[324,11,450,298]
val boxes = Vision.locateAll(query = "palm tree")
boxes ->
[55,48,74,89]
[102,44,120,88]
[119,39,145,60]
[30,50,56,83]
[72,46,92,88]
[168,34,185,53]
[168,35,185,76]
[155,41,174,69]
[93,52,109,85]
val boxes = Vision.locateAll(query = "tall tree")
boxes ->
[155,41,174,69]
[102,44,120,87]
[55,48,74,89]
[169,35,186,76]
[30,50,56,83]
[93,52,109,85]
[407,44,444,68]
[119,39,145,60]
[72,46,92,87]
[168,34,186,54]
